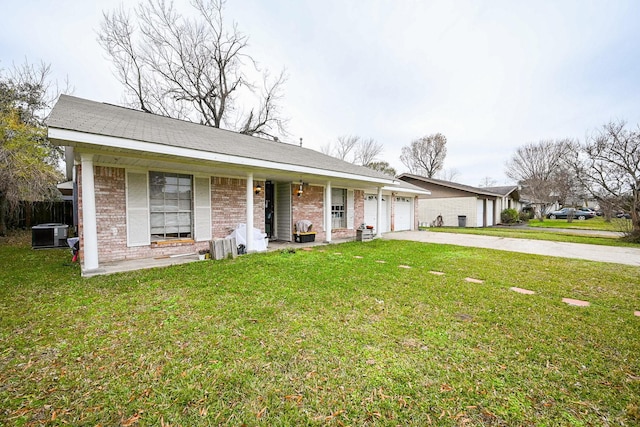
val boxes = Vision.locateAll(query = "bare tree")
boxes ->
[478,176,497,187]
[366,161,396,177]
[322,135,384,165]
[505,139,578,220]
[354,137,383,166]
[319,141,334,156]
[98,0,287,139]
[333,135,360,161]
[572,120,640,240]
[400,133,447,178]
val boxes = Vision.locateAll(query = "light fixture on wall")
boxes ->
[255,183,262,195]
[297,180,304,197]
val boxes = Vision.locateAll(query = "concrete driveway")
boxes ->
[383,230,640,267]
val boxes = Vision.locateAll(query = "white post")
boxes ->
[376,186,383,238]
[80,153,99,271]
[246,173,254,252]
[325,181,332,242]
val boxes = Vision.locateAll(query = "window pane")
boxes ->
[149,171,193,240]
[330,188,347,228]
[150,212,164,227]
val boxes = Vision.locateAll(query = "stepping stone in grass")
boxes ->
[398,265,411,269]
[354,256,363,259]
[429,271,445,275]
[333,252,342,255]
[465,277,484,284]
[375,260,386,263]
[562,298,590,307]
[634,311,640,317]
[510,287,535,295]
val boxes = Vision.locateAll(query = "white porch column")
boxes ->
[80,153,99,271]
[325,181,332,242]
[376,186,383,238]
[246,173,254,252]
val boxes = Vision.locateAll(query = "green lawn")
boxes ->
[528,216,630,231]
[426,218,640,248]
[1,234,639,426]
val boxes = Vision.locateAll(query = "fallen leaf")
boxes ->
[256,407,267,418]
[122,412,141,426]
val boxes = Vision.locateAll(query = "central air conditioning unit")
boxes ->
[31,223,69,249]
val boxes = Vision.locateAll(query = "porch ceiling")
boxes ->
[70,145,386,191]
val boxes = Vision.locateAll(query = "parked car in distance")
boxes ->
[616,211,631,219]
[546,208,595,220]
[580,207,598,216]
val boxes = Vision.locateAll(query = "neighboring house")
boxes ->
[47,95,428,275]
[397,174,520,227]
[519,194,560,219]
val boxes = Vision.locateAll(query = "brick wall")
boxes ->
[292,184,325,241]
[211,177,265,238]
[94,166,127,262]
[88,166,212,263]
[354,190,364,229]
[78,165,370,264]
[78,168,271,264]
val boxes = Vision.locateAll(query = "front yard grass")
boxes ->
[428,222,640,248]
[528,216,629,231]
[1,235,639,425]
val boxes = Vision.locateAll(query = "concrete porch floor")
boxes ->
[82,237,356,277]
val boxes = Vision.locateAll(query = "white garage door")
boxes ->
[476,199,484,227]
[487,200,494,226]
[395,197,412,231]
[364,194,389,232]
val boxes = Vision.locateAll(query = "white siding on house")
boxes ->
[419,197,476,227]
[126,171,150,246]
[276,182,292,241]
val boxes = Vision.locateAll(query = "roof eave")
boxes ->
[48,127,395,185]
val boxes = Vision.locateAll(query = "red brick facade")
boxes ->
[292,184,326,241]
[78,165,383,264]
[211,177,265,239]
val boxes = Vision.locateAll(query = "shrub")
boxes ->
[519,211,532,222]
[501,208,520,224]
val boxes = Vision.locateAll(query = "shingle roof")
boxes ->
[398,174,517,197]
[47,95,393,181]
[482,185,519,197]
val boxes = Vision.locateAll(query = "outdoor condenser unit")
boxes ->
[31,223,69,249]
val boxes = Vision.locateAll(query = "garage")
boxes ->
[394,197,412,231]
[476,199,495,227]
[364,194,389,232]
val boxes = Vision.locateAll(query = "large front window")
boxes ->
[331,188,346,229]
[149,171,193,240]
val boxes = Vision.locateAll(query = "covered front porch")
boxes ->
[81,235,359,277]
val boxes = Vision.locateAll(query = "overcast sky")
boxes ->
[2,0,640,186]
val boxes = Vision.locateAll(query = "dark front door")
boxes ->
[265,181,275,238]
